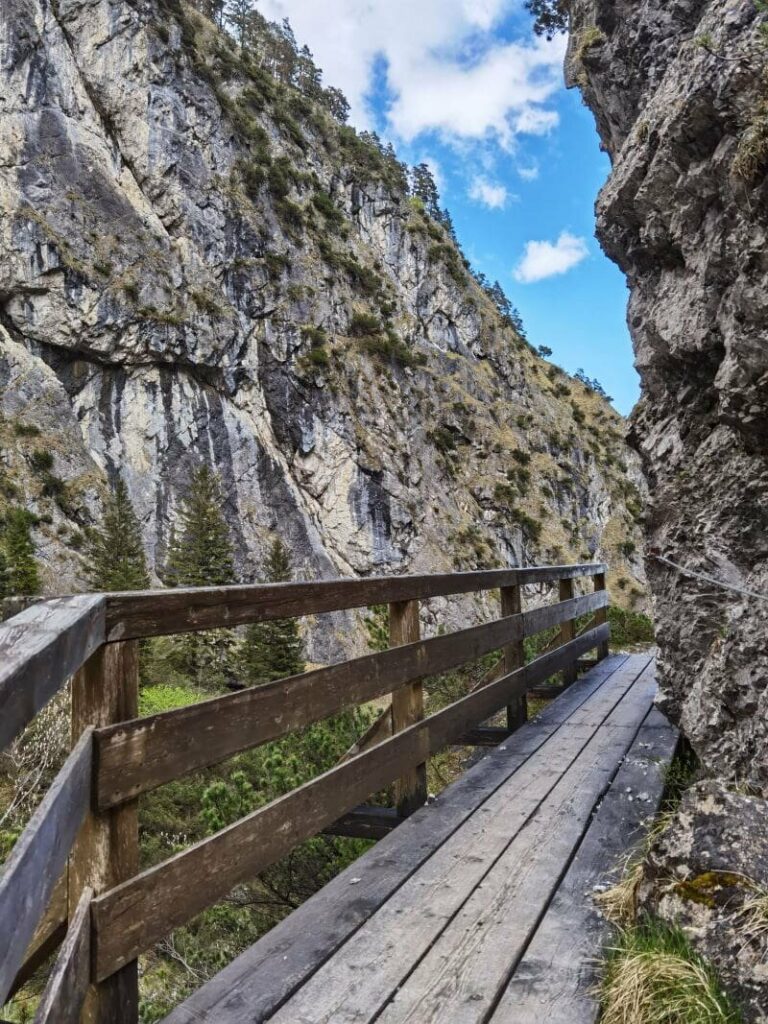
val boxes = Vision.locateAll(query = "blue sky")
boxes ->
[259,0,638,414]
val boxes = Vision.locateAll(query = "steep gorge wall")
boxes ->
[567,0,768,790]
[0,0,644,658]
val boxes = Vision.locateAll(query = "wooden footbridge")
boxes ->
[0,565,677,1023]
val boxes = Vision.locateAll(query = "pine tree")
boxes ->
[0,547,10,600]
[166,465,235,587]
[525,0,569,39]
[165,466,237,687]
[4,508,40,596]
[225,0,255,47]
[241,538,305,685]
[410,163,441,218]
[85,479,149,592]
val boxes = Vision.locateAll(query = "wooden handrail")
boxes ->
[0,562,610,1018]
[103,565,606,641]
[94,591,608,809]
[0,595,105,751]
[0,728,93,1004]
[91,625,608,979]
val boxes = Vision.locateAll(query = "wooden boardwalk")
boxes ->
[163,652,677,1024]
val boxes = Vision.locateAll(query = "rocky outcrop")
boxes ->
[567,0,768,791]
[0,0,644,658]
[638,781,768,1021]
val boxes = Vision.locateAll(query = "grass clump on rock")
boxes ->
[601,918,742,1024]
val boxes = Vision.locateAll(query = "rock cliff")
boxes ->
[0,0,644,657]
[567,0,768,791]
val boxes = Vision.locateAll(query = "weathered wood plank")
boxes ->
[0,595,105,751]
[559,577,577,686]
[105,565,607,641]
[594,572,610,660]
[491,706,679,1024]
[92,625,610,978]
[323,806,400,841]
[96,592,609,809]
[363,665,659,1024]
[6,871,68,1001]
[69,641,140,1023]
[158,655,634,1024]
[390,600,426,817]
[32,886,92,1024]
[501,585,526,731]
[0,728,92,1005]
[455,726,511,747]
[267,657,654,1024]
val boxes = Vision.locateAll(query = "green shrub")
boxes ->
[608,606,654,646]
[311,190,345,230]
[348,312,381,337]
[29,448,54,473]
[13,421,41,437]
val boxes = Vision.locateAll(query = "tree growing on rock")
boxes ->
[241,538,305,684]
[164,465,237,687]
[84,479,149,592]
[3,508,40,596]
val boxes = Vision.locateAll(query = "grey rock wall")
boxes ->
[567,0,768,789]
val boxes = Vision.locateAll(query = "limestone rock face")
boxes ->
[638,781,768,1021]
[0,0,644,658]
[568,0,768,791]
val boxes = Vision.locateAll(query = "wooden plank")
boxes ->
[390,600,426,817]
[365,666,659,1024]
[96,592,609,810]
[491,705,678,1024]
[338,704,392,763]
[158,655,635,1024]
[0,728,92,1005]
[594,572,610,660]
[266,657,654,1024]
[6,872,68,1001]
[559,577,577,686]
[0,595,105,751]
[455,726,511,747]
[32,886,92,1024]
[323,806,400,841]
[92,624,610,979]
[105,565,607,641]
[69,641,139,1023]
[501,586,526,731]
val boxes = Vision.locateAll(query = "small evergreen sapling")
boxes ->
[84,479,150,591]
[4,508,41,595]
[164,465,237,688]
[241,538,305,684]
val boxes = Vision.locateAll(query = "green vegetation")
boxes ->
[2,508,40,595]
[608,606,655,646]
[84,479,150,591]
[601,918,741,1024]
[241,539,305,685]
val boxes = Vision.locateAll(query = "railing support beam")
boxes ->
[501,585,527,731]
[69,641,139,1024]
[594,572,609,660]
[390,600,427,817]
[558,578,577,686]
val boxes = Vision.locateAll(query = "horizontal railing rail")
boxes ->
[0,563,610,1020]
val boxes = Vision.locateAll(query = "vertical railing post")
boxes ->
[558,576,577,686]
[69,640,139,1024]
[500,585,526,731]
[594,571,610,661]
[389,600,427,818]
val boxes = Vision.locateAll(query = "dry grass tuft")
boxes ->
[601,919,742,1024]
[595,811,675,926]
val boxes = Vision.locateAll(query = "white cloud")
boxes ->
[256,1,565,148]
[517,163,540,181]
[513,232,589,283]
[469,176,509,209]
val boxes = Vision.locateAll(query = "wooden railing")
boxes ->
[0,564,609,1022]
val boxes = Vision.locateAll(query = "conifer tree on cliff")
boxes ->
[85,479,149,592]
[165,465,237,686]
[4,508,41,596]
[241,538,305,685]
